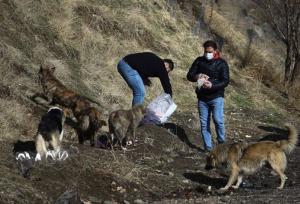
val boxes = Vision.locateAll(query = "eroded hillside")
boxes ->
[0,0,299,203]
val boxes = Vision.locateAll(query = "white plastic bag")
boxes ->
[141,93,177,124]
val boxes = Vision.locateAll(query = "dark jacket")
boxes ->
[187,56,229,101]
[124,52,172,96]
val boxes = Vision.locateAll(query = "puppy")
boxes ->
[108,104,145,149]
[35,107,66,161]
[205,123,298,191]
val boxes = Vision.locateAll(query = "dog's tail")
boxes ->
[279,123,298,154]
[35,133,47,161]
[80,115,90,131]
[82,108,107,131]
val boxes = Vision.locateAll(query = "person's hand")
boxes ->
[202,80,212,89]
[197,73,209,80]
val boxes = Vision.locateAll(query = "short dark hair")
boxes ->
[163,59,174,70]
[203,40,218,50]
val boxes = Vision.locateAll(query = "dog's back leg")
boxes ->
[113,127,126,150]
[35,134,47,161]
[232,175,243,189]
[76,128,85,144]
[269,152,287,189]
[49,134,60,159]
[89,128,96,147]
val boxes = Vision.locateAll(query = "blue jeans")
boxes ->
[117,59,145,106]
[198,97,225,150]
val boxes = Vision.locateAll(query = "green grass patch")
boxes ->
[231,92,254,109]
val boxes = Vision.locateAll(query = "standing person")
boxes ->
[187,40,230,151]
[117,52,174,106]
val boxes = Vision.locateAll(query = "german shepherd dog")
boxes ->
[205,123,298,191]
[108,105,145,149]
[35,107,65,161]
[38,62,106,146]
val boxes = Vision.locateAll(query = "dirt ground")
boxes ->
[0,107,300,204]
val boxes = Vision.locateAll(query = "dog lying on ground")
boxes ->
[108,104,145,149]
[205,123,298,191]
[37,61,106,146]
[35,107,65,161]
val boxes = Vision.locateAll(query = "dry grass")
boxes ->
[0,0,294,140]
[203,4,283,86]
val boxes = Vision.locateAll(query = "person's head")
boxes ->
[163,59,174,73]
[203,40,218,60]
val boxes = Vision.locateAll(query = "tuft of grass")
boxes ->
[231,92,254,109]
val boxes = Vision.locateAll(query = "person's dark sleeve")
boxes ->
[159,71,172,97]
[186,57,200,82]
[210,60,230,91]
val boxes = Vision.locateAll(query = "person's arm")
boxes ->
[159,71,172,97]
[187,57,201,82]
[210,60,230,91]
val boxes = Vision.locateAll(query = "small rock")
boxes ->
[182,179,190,184]
[103,201,118,204]
[123,200,130,204]
[167,158,174,163]
[87,196,102,203]
[168,171,174,177]
[117,186,126,193]
[55,190,81,204]
[134,199,145,204]
[219,195,230,202]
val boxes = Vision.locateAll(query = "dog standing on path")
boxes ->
[36,61,106,146]
[108,105,145,149]
[35,107,65,161]
[205,123,298,191]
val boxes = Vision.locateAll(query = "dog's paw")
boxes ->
[277,186,284,190]
[219,187,229,192]
[57,151,69,161]
[232,185,239,189]
[35,153,41,161]
[46,151,56,160]
[16,153,26,161]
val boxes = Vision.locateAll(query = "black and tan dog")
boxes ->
[37,61,106,146]
[205,123,298,191]
[35,107,65,161]
[108,105,145,149]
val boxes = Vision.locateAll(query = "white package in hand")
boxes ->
[197,78,206,88]
[141,93,177,124]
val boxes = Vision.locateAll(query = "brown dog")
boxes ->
[108,104,145,149]
[37,61,106,146]
[205,123,298,191]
